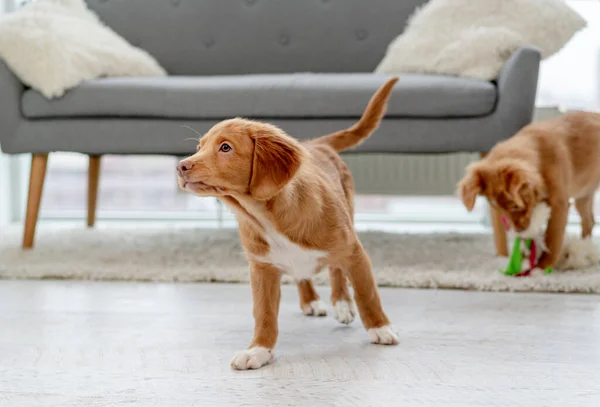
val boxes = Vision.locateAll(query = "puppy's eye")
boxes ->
[219,143,232,153]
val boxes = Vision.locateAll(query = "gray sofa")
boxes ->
[0,0,541,250]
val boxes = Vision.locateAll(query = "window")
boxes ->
[8,0,600,230]
[39,151,488,231]
[41,154,222,221]
[0,154,11,226]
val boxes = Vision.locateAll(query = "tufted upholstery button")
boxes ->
[356,29,368,41]
[171,0,181,6]
[279,34,290,46]
[246,0,257,5]
[203,37,215,48]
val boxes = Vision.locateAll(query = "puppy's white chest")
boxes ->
[255,228,327,280]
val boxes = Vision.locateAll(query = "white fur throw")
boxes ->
[376,0,586,80]
[0,0,166,99]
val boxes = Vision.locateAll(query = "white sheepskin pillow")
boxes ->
[0,0,166,98]
[376,0,586,80]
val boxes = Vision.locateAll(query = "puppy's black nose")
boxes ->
[177,161,193,176]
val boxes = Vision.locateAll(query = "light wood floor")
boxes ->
[1,281,599,407]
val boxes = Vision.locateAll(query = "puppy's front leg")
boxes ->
[231,262,281,370]
[538,200,569,269]
[329,267,356,325]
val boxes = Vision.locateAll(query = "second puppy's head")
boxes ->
[457,158,545,234]
[177,118,305,200]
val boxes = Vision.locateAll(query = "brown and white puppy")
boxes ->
[458,112,600,269]
[177,78,399,370]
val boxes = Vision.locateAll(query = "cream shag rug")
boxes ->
[1,227,599,293]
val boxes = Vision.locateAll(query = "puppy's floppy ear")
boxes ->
[504,165,542,208]
[249,129,304,200]
[457,165,485,212]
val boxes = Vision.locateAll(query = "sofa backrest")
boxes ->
[87,0,425,75]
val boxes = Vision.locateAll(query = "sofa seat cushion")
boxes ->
[21,73,497,120]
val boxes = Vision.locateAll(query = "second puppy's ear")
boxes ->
[457,164,485,212]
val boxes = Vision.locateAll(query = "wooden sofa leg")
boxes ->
[23,154,49,249]
[480,152,508,257]
[87,155,101,228]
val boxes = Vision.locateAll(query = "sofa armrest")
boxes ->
[495,46,542,124]
[0,59,25,154]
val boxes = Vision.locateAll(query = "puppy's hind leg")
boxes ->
[329,267,356,325]
[575,193,595,238]
[342,243,398,345]
[297,279,327,317]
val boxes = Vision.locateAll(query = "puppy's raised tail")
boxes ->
[312,77,398,153]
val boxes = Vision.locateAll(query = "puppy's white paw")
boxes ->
[302,300,328,317]
[230,347,273,370]
[368,325,399,345]
[332,300,355,325]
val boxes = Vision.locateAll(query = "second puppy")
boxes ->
[459,112,600,269]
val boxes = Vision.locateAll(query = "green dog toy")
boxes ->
[500,237,553,277]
